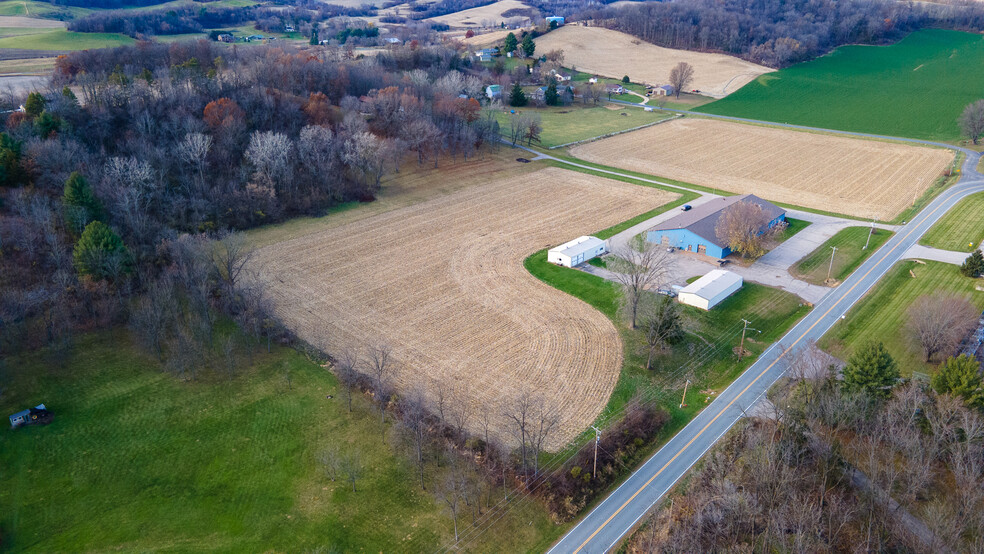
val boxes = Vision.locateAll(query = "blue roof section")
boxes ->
[649,194,785,247]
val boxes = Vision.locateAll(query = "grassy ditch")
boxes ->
[792,226,894,285]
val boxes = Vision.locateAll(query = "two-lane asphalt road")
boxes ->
[548,132,983,552]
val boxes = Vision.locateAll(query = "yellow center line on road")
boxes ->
[572,193,958,553]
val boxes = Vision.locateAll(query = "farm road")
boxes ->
[537,114,984,552]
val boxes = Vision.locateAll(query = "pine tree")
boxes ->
[24,92,45,118]
[521,34,535,57]
[544,80,559,106]
[842,341,899,399]
[503,32,517,54]
[0,132,26,188]
[932,354,984,409]
[961,249,984,278]
[63,172,103,235]
[73,221,132,280]
[509,82,527,107]
[310,24,319,45]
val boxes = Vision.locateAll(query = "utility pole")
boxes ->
[827,246,838,281]
[591,426,601,479]
[738,319,760,362]
[864,220,874,250]
[680,379,690,409]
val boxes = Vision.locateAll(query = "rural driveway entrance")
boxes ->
[904,244,970,265]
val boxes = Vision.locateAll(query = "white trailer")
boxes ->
[548,236,608,267]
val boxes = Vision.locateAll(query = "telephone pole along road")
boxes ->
[546,118,983,553]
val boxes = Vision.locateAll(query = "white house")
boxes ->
[548,236,608,267]
[677,270,742,310]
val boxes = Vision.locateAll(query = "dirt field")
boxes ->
[570,118,954,220]
[456,28,522,48]
[254,167,676,449]
[0,15,64,28]
[427,0,534,27]
[535,26,771,98]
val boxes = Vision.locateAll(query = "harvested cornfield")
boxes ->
[426,0,533,27]
[570,118,954,220]
[254,168,676,449]
[535,26,771,98]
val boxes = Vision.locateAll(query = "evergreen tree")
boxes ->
[842,341,899,399]
[34,111,60,138]
[521,34,535,57]
[63,172,103,235]
[0,132,26,188]
[73,221,132,280]
[503,32,517,54]
[62,86,78,104]
[961,249,984,278]
[24,92,45,118]
[509,82,527,107]
[544,80,559,106]
[310,24,319,45]
[932,354,984,408]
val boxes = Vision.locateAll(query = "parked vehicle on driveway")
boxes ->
[681,204,692,211]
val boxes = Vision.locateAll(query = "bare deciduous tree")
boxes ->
[668,61,694,99]
[639,293,684,370]
[400,387,429,489]
[437,468,468,542]
[334,347,360,413]
[210,231,255,301]
[366,343,394,427]
[906,293,978,362]
[959,99,984,145]
[340,450,364,492]
[608,236,669,328]
[505,390,533,483]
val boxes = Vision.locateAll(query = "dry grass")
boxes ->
[535,26,771,98]
[456,28,522,48]
[426,0,534,27]
[569,118,954,220]
[254,167,677,449]
[0,15,64,28]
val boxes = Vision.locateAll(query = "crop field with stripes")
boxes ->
[254,167,677,450]
[569,118,954,220]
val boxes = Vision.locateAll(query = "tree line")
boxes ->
[579,0,984,68]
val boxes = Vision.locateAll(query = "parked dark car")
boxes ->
[681,204,692,211]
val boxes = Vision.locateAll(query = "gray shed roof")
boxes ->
[650,194,784,246]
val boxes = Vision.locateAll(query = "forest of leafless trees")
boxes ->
[630,345,984,553]
[578,0,984,67]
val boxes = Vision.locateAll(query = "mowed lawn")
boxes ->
[495,104,673,148]
[0,331,462,552]
[697,29,984,141]
[821,260,984,377]
[920,190,984,252]
[0,29,133,50]
[793,226,893,285]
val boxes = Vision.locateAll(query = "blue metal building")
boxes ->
[646,194,785,258]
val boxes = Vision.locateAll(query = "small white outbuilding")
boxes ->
[677,269,743,311]
[548,236,608,267]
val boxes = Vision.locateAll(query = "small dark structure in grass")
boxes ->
[9,404,53,428]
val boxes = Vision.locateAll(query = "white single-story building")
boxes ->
[677,269,742,310]
[548,236,608,267]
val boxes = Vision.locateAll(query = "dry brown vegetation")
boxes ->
[570,118,955,220]
[535,26,770,97]
[254,167,677,448]
[426,0,533,27]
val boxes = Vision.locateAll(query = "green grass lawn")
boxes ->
[696,29,984,142]
[821,260,984,377]
[920,190,984,252]
[496,104,672,148]
[0,330,550,552]
[775,217,810,244]
[0,29,133,50]
[792,226,894,285]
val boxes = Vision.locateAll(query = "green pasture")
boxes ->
[496,104,673,148]
[920,190,984,252]
[0,29,133,49]
[697,29,984,142]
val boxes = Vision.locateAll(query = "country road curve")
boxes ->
[538,111,983,553]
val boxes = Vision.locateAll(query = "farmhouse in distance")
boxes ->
[647,194,785,258]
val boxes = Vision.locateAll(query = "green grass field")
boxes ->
[793,226,894,285]
[0,0,92,18]
[821,260,984,377]
[0,331,551,552]
[696,29,984,142]
[920,190,984,252]
[0,29,133,50]
[496,104,673,148]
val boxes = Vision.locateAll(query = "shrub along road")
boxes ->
[534,113,983,552]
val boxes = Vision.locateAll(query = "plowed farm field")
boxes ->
[254,168,676,449]
[569,118,954,220]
